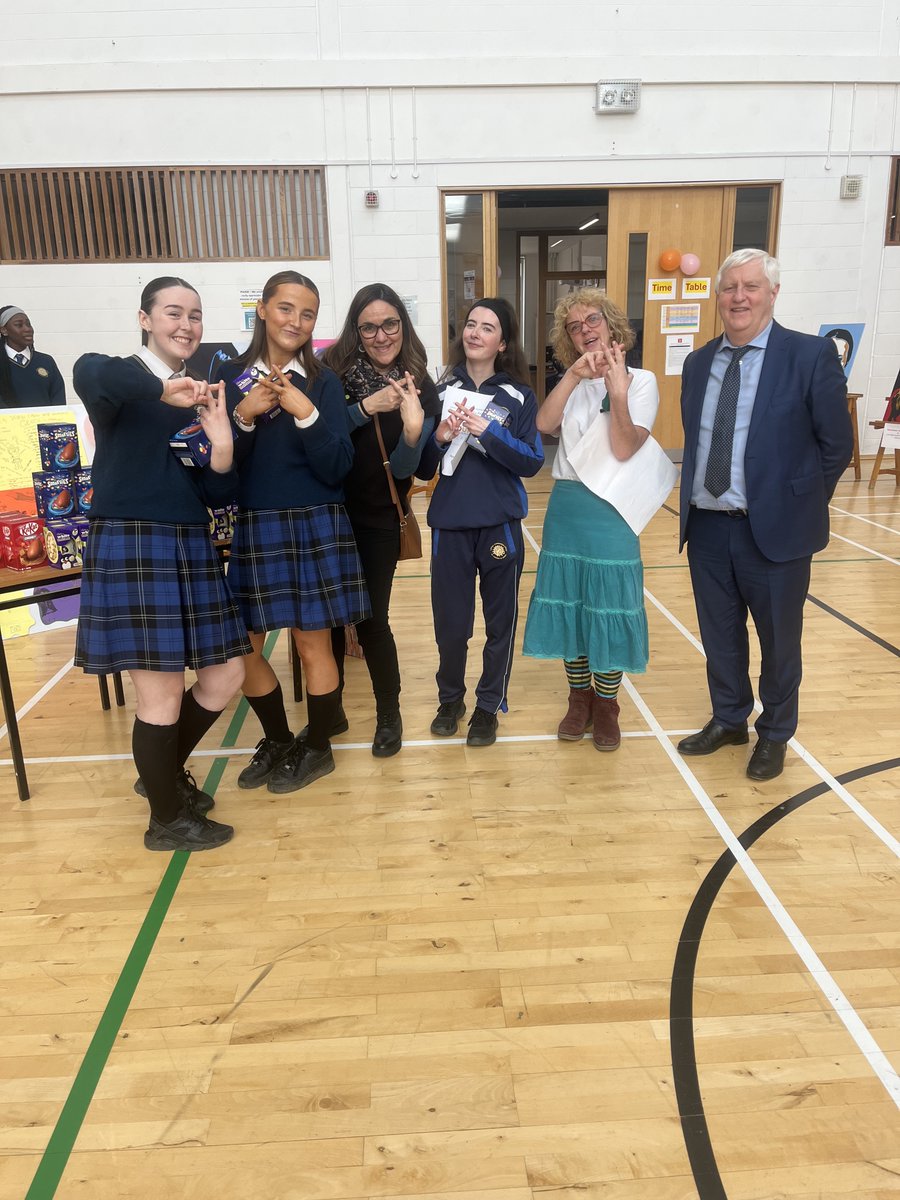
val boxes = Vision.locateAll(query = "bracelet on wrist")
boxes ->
[359,397,370,418]
[232,406,256,432]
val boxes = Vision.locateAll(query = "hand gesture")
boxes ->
[596,342,631,406]
[435,408,465,445]
[394,372,424,440]
[568,351,607,382]
[452,399,488,438]
[197,382,231,448]
[362,382,403,414]
[160,376,204,408]
[266,365,314,422]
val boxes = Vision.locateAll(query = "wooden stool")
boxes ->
[847,393,861,480]
[868,420,900,489]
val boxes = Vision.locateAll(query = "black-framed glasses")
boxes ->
[358,318,402,339]
[564,312,606,337]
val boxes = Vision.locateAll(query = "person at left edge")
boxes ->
[73,276,249,853]
[0,305,66,407]
[217,271,370,794]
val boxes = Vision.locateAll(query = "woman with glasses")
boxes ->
[523,289,659,752]
[218,271,369,794]
[322,284,441,757]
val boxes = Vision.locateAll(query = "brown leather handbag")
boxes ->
[372,414,423,560]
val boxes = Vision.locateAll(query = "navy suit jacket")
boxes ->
[679,321,853,562]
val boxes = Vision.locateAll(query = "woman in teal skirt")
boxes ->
[523,289,659,750]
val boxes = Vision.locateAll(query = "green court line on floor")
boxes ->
[25,630,280,1200]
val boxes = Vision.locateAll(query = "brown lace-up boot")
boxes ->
[557,688,594,741]
[591,695,621,752]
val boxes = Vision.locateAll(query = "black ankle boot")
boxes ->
[372,711,402,758]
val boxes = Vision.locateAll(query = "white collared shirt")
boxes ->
[136,344,187,381]
[6,344,32,365]
[251,356,318,429]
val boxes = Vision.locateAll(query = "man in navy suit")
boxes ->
[677,249,853,780]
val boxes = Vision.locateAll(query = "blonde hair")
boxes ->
[549,288,634,368]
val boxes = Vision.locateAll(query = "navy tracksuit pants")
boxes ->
[430,520,525,714]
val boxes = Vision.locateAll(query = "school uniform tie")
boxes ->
[14,353,27,367]
[704,345,751,499]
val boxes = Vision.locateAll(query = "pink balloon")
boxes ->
[680,253,701,276]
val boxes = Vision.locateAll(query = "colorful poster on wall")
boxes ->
[817,322,865,378]
[661,304,701,333]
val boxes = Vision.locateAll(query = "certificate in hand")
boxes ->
[440,387,490,475]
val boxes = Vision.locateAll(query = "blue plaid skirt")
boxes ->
[227,504,371,633]
[75,519,252,674]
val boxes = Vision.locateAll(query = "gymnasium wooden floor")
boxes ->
[1,468,898,1200]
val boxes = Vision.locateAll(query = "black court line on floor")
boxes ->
[807,593,900,658]
[670,756,900,1200]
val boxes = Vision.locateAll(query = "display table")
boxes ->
[0,563,124,802]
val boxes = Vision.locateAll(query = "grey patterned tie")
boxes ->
[704,345,751,499]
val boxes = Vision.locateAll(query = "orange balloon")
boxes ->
[658,248,681,272]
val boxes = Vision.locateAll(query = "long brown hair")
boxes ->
[442,297,531,388]
[323,283,429,383]
[236,270,322,383]
[138,276,199,347]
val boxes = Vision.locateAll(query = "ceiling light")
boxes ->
[550,239,563,248]
[578,215,600,231]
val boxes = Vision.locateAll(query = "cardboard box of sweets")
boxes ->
[1,514,47,571]
[44,516,90,571]
[37,422,80,472]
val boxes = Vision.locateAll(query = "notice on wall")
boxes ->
[682,277,711,300]
[647,278,675,300]
[665,334,695,376]
[660,303,701,333]
[463,270,476,301]
[240,288,263,332]
[400,294,419,324]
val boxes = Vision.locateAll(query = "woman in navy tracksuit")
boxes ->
[418,298,543,747]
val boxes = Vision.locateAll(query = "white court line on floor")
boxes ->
[625,674,900,1111]
[830,504,900,535]
[829,529,900,565]
[0,657,74,743]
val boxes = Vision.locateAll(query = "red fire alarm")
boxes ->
[364,190,379,208]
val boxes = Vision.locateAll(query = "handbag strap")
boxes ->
[372,413,408,528]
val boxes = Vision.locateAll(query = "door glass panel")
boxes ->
[547,233,606,275]
[732,186,773,252]
[444,193,484,346]
[626,232,648,369]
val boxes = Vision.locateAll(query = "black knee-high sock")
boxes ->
[306,687,340,752]
[175,686,225,768]
[245,683,292,744]
[133,717,180,824]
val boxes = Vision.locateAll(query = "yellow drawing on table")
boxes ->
[0,406,92,490]
[0,599,36,639]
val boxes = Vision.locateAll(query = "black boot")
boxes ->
[372,711,402,758]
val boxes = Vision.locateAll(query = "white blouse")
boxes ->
[553,367,660,482]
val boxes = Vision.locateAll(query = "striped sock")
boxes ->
[564,657,592,690]
[592,671,622,700]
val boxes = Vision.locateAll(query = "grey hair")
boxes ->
[715,248,780,292]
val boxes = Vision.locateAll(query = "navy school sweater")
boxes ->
[73,353,238,523]
[218,361,353,510]
[2,350,66,408]
[417,367,544,530]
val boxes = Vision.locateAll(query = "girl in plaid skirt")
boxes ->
[74,277,250,852]
[218,271,369,793]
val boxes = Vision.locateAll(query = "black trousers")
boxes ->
[332,523,402,714]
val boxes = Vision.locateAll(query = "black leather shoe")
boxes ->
[372,712,402,758]
[134,769,215,814]
[237,737,295,789]
[677,719,749,756]
[747,737,786,780]
[431,699,466,737]
[267,742,335,794]
[466,706,498,747]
